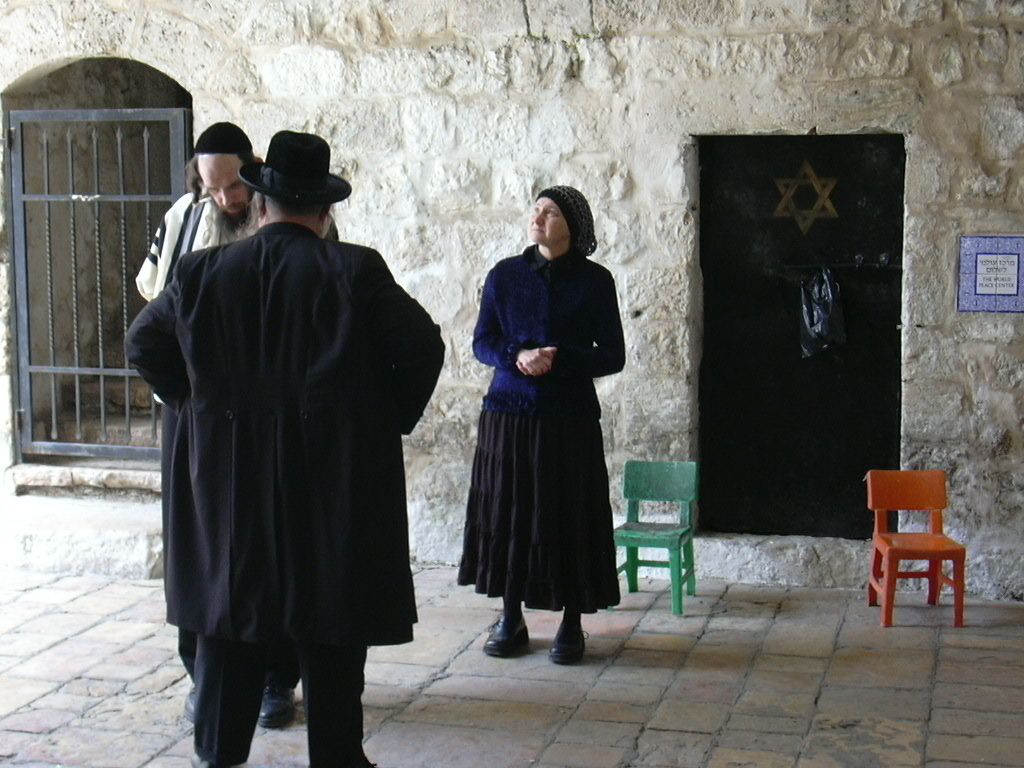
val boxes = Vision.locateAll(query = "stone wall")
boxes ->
[0,0,1021,598]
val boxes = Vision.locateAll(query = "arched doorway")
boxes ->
[4,58,192,460]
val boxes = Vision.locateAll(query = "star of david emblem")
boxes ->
[773,161,838,234]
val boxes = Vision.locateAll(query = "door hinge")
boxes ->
[7,126,15,151]
[15,408,25,434]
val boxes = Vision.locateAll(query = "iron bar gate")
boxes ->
[8,108,190,460]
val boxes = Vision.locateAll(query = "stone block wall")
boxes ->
[0,0,1021,598]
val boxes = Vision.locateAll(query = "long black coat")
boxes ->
[126,222,444,647]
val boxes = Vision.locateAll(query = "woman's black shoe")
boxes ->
[549,622,585,664]
[483,614,529,657]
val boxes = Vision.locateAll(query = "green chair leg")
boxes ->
[625,546,639,593]
[669,548,684,615]
[684,538,697,595]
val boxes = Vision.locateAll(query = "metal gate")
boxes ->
[8,108,191,460]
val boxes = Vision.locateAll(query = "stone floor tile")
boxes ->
[141,757,192,768]
[367,627,477,666]
[15,611,102,637]
[753,653,829,676]
[77,619,163,645]
[837,622,937,649]
[448,642,607,683]
[586,680,666,705]
[634,728,712,768]
[626,632,697,654]
[613,648,689,667]
[557,717,642,747]
[0,677,58,717]
[761,624,838,657]
[802,715,925,767]
[425,673,588,707]
[734,689,818,719]
[825,646,935,688]
[937,658,1024,687]
[926,733,1024,766]
[727,713,809,734]
[0,729,38,758]
[79,689,194,735]
[648,699,730,732]
[708,746,797,767]
[717,728,804,757]
[0,571,59,591]
[745,668,824,694]
[16,725,175,768]
[539,740,630,768]
[365,720,547,768]
[574,698,652,723]
[940,630,1024,652]
[362,681,417,708]
[397,694,567,733]
[0,706,77,733]
[815,684,931,720]
[0,631,63,657]
[778,597,849,618]
[14,588,84,606]
[413,604,498,631]
[583,608,647,637]
[65,594,150,615]
[636,611,708,635]
[663,676,742,704]
[363,660,441,687]
[933,681,1024,713]
[6,638,123,681]
[930,707,1024,737]
[598,663,678,688]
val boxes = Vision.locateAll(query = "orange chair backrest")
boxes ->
[865,469,948,534]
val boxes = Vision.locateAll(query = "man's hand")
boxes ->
[516,346,557,376]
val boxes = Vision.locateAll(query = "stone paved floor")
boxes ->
[1,567,1023,768]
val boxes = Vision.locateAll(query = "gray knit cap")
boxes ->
[537,185,597,257]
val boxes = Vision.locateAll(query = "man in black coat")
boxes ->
[126,130,445,768]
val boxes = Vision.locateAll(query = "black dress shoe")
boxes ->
[549,621,585,664]
[257,684,296,728]
[184,685,196,723]
[483,614,529,657]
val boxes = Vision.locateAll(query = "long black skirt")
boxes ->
[457,409,620,613]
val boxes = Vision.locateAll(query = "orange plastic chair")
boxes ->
[864,469,966,627]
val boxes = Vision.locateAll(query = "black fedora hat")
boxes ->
[239,130,352,204]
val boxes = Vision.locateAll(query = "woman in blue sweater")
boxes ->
[458,186,626,664]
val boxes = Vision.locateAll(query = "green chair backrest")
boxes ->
[622,460,699,525]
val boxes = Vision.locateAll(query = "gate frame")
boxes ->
[6,107,191,461]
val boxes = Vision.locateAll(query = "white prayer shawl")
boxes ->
[135,193,237,301]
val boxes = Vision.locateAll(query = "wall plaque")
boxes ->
[958,235,1024,312]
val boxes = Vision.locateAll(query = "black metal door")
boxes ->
[8,108,190,459]
[698,135,904,538]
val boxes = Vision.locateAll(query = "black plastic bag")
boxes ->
[799,267,846,358]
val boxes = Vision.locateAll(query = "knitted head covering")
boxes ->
[536,185,597,257]
[195,122,253,155]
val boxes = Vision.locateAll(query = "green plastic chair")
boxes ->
[614,460,699,615]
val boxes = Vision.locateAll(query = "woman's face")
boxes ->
[529,197,571,258]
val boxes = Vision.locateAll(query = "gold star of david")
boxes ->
[773,161,838,234]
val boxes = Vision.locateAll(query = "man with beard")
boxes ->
[127,129,445,768]
[136,122,300,729]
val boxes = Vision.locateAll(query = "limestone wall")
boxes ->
[0,0,1021,598]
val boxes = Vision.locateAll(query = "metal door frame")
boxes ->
[7,107,190,460]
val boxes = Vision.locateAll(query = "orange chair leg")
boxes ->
[868,548,882,606]
[952,557,966,628]
[881,555,898,627]
[926,560,940,605]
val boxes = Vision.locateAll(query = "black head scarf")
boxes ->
[537,185,597,257]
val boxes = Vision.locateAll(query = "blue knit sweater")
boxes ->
[473,246,625,419]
